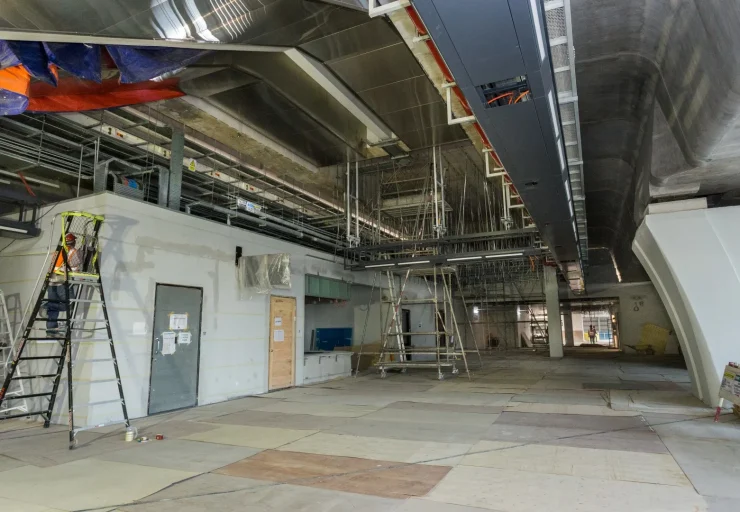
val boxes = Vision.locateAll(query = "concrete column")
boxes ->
[633,200,740,405]
[168,128,184,211]
[563,309,575,347]
[544,265,563,358]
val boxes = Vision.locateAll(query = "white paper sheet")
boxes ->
[274,317,282,327]
[178,331,192,345]
[274,329,285,342]
[169,313,188,330]
[133,322,147,335]
[162,331,177,355]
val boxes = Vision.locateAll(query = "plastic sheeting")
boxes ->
[27,77,184,113]
[45,43,102,83]
[105,46,208,84]
[0,66,30,116]
[1,41,58,85]
[237,254,292,297]
[0,40,206,116]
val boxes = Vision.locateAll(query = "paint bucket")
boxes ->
[155,434,164,441]
[124,429,135,442]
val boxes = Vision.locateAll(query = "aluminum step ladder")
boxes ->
[1,289,29,419]
[0,211,129,449]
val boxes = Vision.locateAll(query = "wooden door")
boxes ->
[269,296,296,390]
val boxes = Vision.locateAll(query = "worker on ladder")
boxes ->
[46,233,81,334]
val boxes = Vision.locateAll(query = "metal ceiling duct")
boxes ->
[410,0,583,291]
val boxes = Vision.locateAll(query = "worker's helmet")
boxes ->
[65,233,77,246]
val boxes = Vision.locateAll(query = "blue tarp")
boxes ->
[5,41,57,85]
[106,46,207,84]
[45,43,101,83]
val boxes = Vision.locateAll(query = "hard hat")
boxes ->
[65,233,77,245]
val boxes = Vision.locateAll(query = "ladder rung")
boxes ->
[378,362,456,368]
[67,281,100,286]
[11,374,57,380]
[74,379,119,385]
[69,299,104,304]
[19,356,62,360]
[6,392,53,399]
[74,399,123,409]
[73,419,127,434]
[74,358,113,364]
[0,411,46,420]
[71,339,112,343]
[33,318,107,323]
[26,336,66,340]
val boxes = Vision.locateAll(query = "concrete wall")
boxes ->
[634,203,740,406]
[0,193,382,425]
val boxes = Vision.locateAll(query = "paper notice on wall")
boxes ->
[274,329,285,342]
[169,313,188,330]
[274,317,282,327]
[133,322,147,335]
[162,331,177,355]
[178,331,192,345]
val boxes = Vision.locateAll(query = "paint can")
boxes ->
[124,429,135,442]
[155,434,164,441]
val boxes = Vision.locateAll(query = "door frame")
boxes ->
[267,294,297,391]
[147,283,204,416]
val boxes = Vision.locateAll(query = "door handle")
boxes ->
[154,337,161,355]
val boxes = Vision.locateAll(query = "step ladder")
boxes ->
[375,265,479,380]
[0,211,129,449]
[1,289,29,419]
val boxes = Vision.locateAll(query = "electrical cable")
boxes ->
[486,92,514,105]
[514,90,530,103]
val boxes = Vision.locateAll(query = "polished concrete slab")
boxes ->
[0,352,735,511]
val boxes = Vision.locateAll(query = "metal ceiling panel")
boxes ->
[358,76,442,115]
[327,43,424,92]
[300,18,400,63]
[394,123,468,149]
[430,0,525,86]
[379,102,450,135]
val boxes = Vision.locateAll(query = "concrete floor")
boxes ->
[1,351,738,512]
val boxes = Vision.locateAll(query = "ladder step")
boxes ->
[67,281,100,286]
[377,362,457,368]
[73,419,128,434]
[70,339,112,343]
[74,399,123,410]
[6,392,53,399]
[74,358,113,363]
[74,379,119,385]
[33,318,107,322]
[70,299,104,304]
[0,411,47,420]
[18,356,62,360]
[11,374,57,380]
[26,336,66,340]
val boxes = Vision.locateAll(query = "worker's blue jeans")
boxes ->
[46,285,75,331]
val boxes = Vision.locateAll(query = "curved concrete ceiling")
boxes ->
[572,0,740,281]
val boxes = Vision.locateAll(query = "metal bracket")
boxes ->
[369,0,410,17]
[484,150,506,178]
[444,84,476,126]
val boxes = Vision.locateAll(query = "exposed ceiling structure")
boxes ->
[2,0,737,292]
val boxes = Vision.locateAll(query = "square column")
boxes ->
[563,309,575,347]
[545,265,563,358]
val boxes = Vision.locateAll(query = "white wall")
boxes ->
[634,203,740,406]
[0,193,378,425]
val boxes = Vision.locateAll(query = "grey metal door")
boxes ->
[148,284,203,415]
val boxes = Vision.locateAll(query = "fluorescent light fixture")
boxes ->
[473,306,480,315]
[548,91,560,139]
[0,226,28,234]
[365,263,395,268]
[565,180,571,202]
[573,220,577,235]
[398,260,430,266]
[569,201,574,218]
[447,256,483,262]
[557,140,566,172]
[486,252,524,259]
[529,0,546,62]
